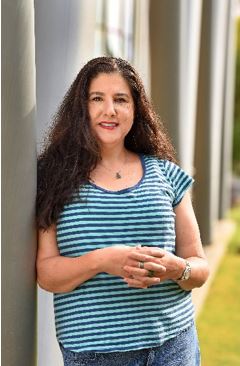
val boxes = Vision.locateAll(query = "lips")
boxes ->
[98,122,119,130]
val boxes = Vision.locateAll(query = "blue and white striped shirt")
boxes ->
[55,155,195,352]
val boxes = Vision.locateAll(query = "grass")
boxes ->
[197,205,240,366]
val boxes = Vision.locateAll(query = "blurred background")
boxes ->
[2,0,240,365]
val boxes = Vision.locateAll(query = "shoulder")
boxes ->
[143,156,190,179]
[142,155,194,207]
[142,154,176,176]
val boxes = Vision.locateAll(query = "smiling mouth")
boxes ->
[98,122,119,129]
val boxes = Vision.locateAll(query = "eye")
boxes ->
[114,97,127,104]
[90,96,103,102]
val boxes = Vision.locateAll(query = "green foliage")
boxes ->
[197,206,240,366]
[233,19,240,176]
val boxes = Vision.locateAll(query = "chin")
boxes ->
[97,136,122,146]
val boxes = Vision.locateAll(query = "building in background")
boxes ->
[2,1,239,365]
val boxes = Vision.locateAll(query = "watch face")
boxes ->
[177,261,191,281]
[183,262,191,280]
[184,268,191,280]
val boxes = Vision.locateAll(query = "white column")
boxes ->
[149,0,202,174]
[2,1,37,365]
[219,0,238,218]
[35,0,97,151]
[133,0,151,95]
[35,1,97,365]
[194,0,229,243]
[178,0,202,175]
[95,0,135,61]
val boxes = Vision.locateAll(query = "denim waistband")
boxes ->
[60,322,200,366]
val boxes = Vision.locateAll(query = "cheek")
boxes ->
[127,110,134,125]
[122,105,134,121]
[88,105,98,122]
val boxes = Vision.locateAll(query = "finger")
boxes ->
[123,265,149,277]
[135,247,166,258]
[123,263,166,277]
[123,267,162,287]
[124,278,148,289]
[122,259,139,271]
[123,263,163,278]
[143,262,166,274]
[128,252,163,264]
[133,276,161,287]
[123,272,134,279]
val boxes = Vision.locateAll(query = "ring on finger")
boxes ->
[139,261,145,269]
[148,270,155,278]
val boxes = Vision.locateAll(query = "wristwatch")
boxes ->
[177,260,191,281]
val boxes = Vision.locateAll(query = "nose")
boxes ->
[103,99,116,117]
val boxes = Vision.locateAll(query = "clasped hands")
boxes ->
[122,246,185,289]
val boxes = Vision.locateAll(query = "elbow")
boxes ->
[36,260,60,293]
[36,261,54,292]
[194,261,210,289]
[37,270,76,294]
[37,278,74,294]
[37,275,55,293]
[37,275,74,294]
[36,258,78,293]
[36,264,59,293]
[194,260,210,288]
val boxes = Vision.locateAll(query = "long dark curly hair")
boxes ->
[37,56,176,229]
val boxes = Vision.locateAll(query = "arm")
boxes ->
[37,225,100,293]
[123,193,210,290]
[173,192,210,290]
[37,225,148,293]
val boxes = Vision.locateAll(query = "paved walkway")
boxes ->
[192,219,236,318]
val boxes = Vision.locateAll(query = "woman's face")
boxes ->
[88,72,134,149]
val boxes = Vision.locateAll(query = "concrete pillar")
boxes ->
[133,0,151,95]
[34,1,97,364]
[2,1,37,365]
[149,0,202,174]
[150,0,181,153]
[178,0,202,174]
[194,0,229,244]
[219,0,238,218]
[35,0,97,150]
[95,0,135,61]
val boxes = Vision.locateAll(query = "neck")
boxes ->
[100,145,129,165]
[95,145,134,180]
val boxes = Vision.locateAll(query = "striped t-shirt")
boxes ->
[55,155,195,353]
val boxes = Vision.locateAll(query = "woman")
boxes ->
[37,56,209,366]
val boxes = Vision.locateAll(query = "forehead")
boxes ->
[89,72,132,95]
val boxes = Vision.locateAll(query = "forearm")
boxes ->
[37,250,101,293]
[176,256,210,291]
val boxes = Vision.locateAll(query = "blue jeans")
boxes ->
[60,323,200,366]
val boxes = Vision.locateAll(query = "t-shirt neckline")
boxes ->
[88,154,146,194]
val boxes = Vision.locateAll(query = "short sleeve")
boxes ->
[162,160,194,207]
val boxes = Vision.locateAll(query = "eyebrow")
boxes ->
[88,91,130,98]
